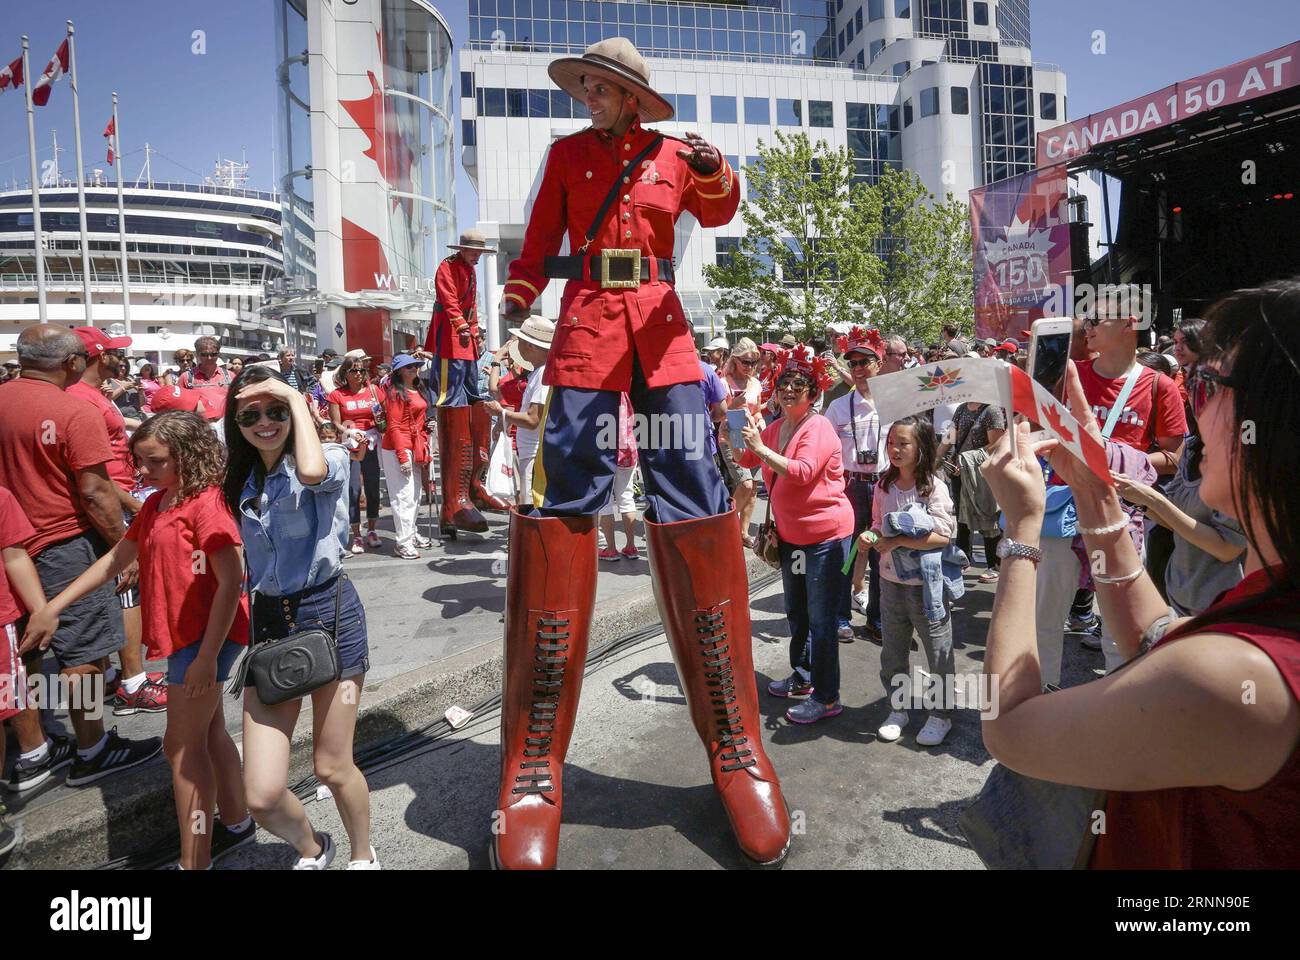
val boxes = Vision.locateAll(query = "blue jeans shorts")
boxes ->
[166,638,245,686]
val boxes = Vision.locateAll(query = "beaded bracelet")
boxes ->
[1077,517,1129,536]
[1093,566,1144,585]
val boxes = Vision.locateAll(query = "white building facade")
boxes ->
[461,0,1074,334]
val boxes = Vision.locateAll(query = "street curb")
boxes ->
[6,551,772,870]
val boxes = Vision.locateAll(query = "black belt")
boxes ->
[544,252,675,288]
[846,472,880,483]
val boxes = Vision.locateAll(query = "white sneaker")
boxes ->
[877,709,909,742]
[852,590,870,616]
[347,845,382,870]
[916,716,953,746]
[291,831,335,870]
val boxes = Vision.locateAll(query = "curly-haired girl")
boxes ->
[25,411,254,869]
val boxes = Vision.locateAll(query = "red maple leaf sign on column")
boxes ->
[337,32,416,215]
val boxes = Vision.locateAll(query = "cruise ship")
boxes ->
[0,158,312,364]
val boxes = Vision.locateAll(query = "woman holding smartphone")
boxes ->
[223,366,377,870]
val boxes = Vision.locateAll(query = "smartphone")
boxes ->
[1026,318,1073,440]
[1028,318,1073,402]
[726,408,750,451]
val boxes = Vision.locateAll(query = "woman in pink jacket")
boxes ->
[741,347,855,725]
[380,355,432,559]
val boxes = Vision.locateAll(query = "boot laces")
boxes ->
[513,615,570,796]
[696,606,756,773]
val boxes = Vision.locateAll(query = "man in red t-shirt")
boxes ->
[0,326,161,789]
[180,335,232,422]
[67,328,166,716]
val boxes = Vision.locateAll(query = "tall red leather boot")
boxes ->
[492,509,597,870]
[470,400,511,513]
[645,509,792,868]
[437,405,488,534]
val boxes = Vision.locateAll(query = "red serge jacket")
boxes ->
[381,385,431,466]
[424,254,479,361]
[503,119,738,391]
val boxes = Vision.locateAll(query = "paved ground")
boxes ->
[219,560,1105,870]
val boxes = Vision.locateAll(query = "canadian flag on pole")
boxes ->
[103,117,116,164]
[0,55,22,94]
[31,38,69,107]
[1009,364,1112,484]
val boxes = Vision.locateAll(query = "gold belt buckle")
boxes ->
[599,248,641,289]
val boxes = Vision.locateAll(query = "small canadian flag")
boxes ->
[103,117,116,165]
[1009,364,1112,484]
[31,38,69,107]
[0,55,22,94]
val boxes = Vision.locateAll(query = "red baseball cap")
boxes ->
[73,326,132,355]
[994,340,1019,354]
[149,385,203,413]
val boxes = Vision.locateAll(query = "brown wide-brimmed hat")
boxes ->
[448,229,497,253]
[548,37,673,123]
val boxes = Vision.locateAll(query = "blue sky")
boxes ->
[0,0,1294,234]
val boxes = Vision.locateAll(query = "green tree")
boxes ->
[703,131,882,342]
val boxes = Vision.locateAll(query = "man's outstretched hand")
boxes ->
[676,131,721,175]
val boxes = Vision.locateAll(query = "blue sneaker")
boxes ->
[837,620,855,642]
[786,698,843,724]
[767,673,814,698]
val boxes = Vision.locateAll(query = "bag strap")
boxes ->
[1101,364,1143,439]
[578,134,664,255]
[765,412,811,537]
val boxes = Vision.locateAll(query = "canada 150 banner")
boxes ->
[969,164,1073,343]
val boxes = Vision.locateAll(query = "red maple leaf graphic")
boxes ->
[1041,401,1074,444]
[338,32,416,215]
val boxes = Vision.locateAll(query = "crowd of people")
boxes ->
[1,276,1296,870]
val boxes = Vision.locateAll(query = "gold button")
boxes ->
[570,316,578,323]
[585,170,592,179]
[622,194,630,202]
[667,314,673,321]
[624,143,631,151]
[622,160,629,167]
[624,229,632,239]
[622,211,630,220]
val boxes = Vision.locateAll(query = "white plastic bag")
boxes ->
[486,430,514,501]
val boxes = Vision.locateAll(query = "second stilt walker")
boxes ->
[421,229,512,538]
[493,37,792,869]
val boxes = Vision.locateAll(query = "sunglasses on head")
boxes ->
[235,405,291,428]
[1193,365,1240,415]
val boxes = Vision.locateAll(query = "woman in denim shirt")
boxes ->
[222,366,376,870]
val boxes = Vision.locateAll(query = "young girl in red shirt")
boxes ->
[25,411,253,870]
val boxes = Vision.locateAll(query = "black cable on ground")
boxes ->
[96,569,782,870]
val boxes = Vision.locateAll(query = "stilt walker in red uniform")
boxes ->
[492,38,791,869]
[421,230,509,536]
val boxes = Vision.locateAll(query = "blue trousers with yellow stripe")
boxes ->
[533,355,728,523]
[428,357,484,407]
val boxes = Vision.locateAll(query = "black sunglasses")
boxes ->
[735,357,758,367]
[235,405,291,428]
[848,356,878,368]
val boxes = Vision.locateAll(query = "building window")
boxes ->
[951,86,970,114]
[776,98,802,126]
[664,93,698,122]
[482,87,506,117]
[716,236,741,268]
[869,0,883,21]
[920,86,940,117]
[903,98,913,127]
[869,38,885,61]
[809,100,834,127]
[528,90,549,118]
[1040,92,1058,121]
[919,0,969,38]
[857,8,866,29]
[895,0,911,16]
[460,71,474,98]
[846,20,854,43]
[744,96,770,125]
[892,61,909,78]
[462,119,476,146]
[979,61,1036,183]
[973,1,989,26]
[856,50,865,69]
[550,90,571,118]
[711,95,738,123]
[506,88,527,117]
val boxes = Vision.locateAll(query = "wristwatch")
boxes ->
[995,538,1043,564]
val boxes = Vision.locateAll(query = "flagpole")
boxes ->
[21,37,47,323]
[111,92,131,337]
[67,21,93,323]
